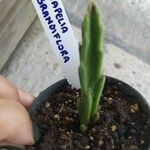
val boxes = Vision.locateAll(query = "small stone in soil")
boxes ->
[111,125,117,132]
[45,102,50,108]
[65,101,68,104]
[66,132,71,136]
[130,103,139,113]
[65,116,70,121]
[92,128,96,133]
[140,140,144,144]
[121,144,125,148]
[98,140,103,146]
[84,145,90,150]
[108,97,113,104]
[70,117,74,122]
[108,97,113,101]
[131,145,138,149]
[130,108,135,113]
[54,114,60,119]
[90,136,94,141]
[103,97,107,101]
[68,100,72,103]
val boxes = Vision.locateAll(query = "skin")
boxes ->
[0,75,35,146]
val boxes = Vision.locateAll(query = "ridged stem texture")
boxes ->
[78,1,105,132]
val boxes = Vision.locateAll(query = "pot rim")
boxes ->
[30,76,150,115]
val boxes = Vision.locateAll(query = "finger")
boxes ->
[0,140,23,148]
[17,88,35,109]
[0,75,19,101]
[0,140,10,146]
[0,75,35,109]
[0,99,35,145]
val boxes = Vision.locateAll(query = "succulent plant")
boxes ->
[78,1,105,132]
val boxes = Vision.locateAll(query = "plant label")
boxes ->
[31,0,80,88]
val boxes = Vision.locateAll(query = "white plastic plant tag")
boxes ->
[31,0,80,88]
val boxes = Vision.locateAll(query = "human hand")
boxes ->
[0,75,38,147]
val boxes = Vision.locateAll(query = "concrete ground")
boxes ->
[63,0,150,64]
[1,0,150,105]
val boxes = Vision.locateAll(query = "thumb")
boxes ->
[0,99,38,146]
[17,88,35,109]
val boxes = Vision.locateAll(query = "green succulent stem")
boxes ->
[78,1,105,132]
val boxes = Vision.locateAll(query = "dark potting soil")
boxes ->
[27,82,150,150]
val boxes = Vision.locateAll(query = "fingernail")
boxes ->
[32,122,41,142]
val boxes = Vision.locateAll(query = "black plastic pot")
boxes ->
[1,76,150,150]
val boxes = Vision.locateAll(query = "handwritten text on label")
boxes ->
[37,0,70,63]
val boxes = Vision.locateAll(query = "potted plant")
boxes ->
[2,1,149,150]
